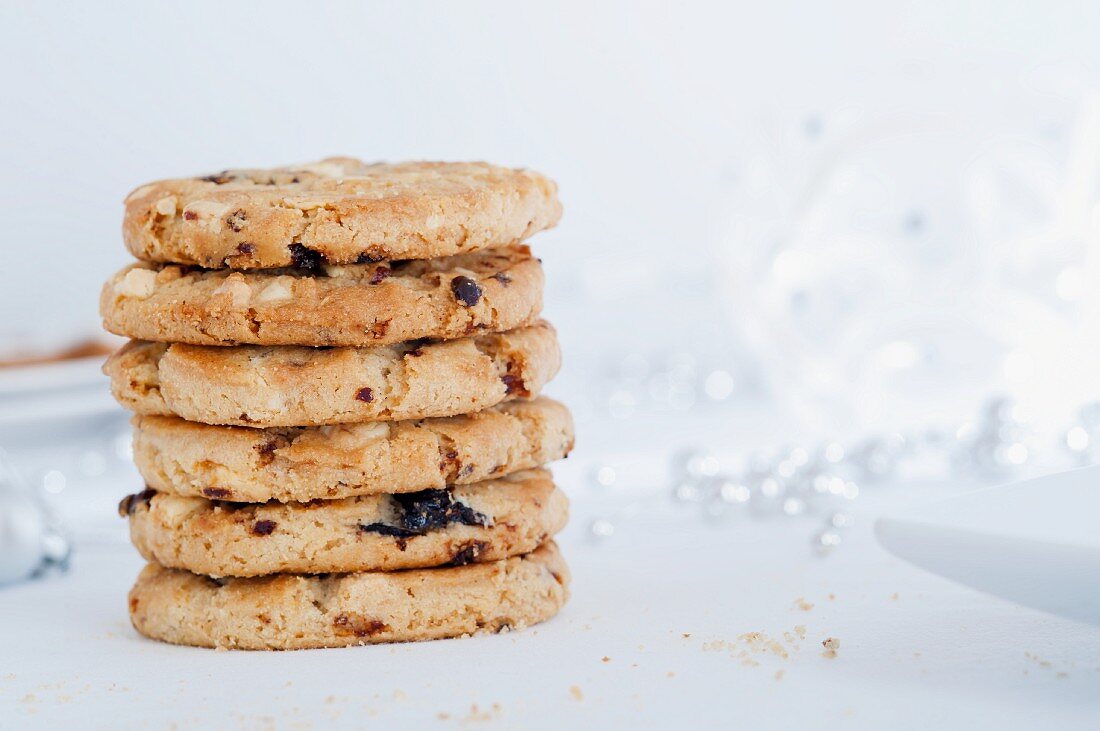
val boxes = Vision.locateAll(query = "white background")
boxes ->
[3,2,1100,729]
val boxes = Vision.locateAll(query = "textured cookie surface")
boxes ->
[123,159,561,268]
[104,321,560,427]
[133,398,573,502]
[128,541,569,650]
[101,245,541,347]
[123,469,567,577]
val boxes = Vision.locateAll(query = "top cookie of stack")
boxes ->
[101,159,561,347]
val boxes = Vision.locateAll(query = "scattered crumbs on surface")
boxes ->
[284,681,293,688]
[601,656,610,663]
[890,593,900,601]
[793,597,814,611]
[569,685,584,702]
[638,644,645,651]
[631,663,639,668]
[827,593,836,601]
[437,712,450,720]
[666,671,675,678]
[1025,651,1053,669]
[682,633,692,639]
[325,695,337,704]
[462,703,500,723]
[774,670,785,681]
[822,637,841,659]
[22,693,36,703]
[392,689,407,701]
[794,625,807,640]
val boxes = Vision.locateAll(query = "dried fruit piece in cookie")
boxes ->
[123,159,562,268]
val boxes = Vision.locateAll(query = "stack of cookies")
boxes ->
[99,159,573,650]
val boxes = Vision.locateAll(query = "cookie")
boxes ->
[100,245,541,347]
[132,398,573,502]
[122,469,567,577]
[128,541,568,649]
[104,321,560,427]
[123,159,561,269]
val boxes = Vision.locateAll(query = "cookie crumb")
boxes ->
[601,656,610,663]
[569,685,584,701]
[667,671,675,678]
[775,670,785,681]
[794,597,814,611]
[890,592,900,600]
[822,637,840,659]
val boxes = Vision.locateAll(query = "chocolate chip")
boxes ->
[332,613,389,637]
[355,387,374,403]
[397,489,487,533]
[118,488,156,517]
[447,540,490,566]
[358,488,489,544]
[357,522,417,551]
[356,251,383,264]
[236,242,255,255]
[182,210,197,221]
[368,266,391,285]
[250,519,277,536]
[501,374,528,397]
[405,347,424,358]
[288,243,326,271]
[202,487,233,499]
[491,272,512,286]
[198,171,235,184]
[450,276,482,307]
[256,440,280,465]
[368,319,390,338]
[226,209,247,232]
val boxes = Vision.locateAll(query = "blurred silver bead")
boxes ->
[813,529,842,556]
[830,512,855,529]
[673,480,705,503]
[590,465,617,488]
[1066,426,1090,455]
[589,518,615,539]
[719,480,751,504]
[782,497,806,516]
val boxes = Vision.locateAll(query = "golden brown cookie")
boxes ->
[100,245,541,347]
[121,469,567,577]
[127,541,569,649]
[103,321,560,427]
[123,159,561,268]
[132,398,573,502]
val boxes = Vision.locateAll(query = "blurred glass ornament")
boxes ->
[718,97,1100,439]
[666,394,1099,556]
[0,453,70,586]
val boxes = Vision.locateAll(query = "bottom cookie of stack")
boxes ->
[128,541,569,650]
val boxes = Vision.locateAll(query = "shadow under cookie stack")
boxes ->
[100,159,573,650]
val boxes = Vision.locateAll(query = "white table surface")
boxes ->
[2,404,1099,730]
